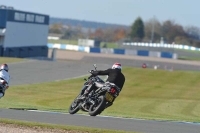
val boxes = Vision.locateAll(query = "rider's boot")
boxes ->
[78,84,94,100]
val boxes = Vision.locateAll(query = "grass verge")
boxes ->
[178,56,200,61]
[0,57,25,63]
[1,67,200,123]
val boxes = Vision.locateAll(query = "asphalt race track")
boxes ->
[0,109,200,133]
[8,59,110,86]
[1,55,200,133]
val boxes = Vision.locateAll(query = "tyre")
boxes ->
[88,95,106,116]
[68,95,81,114]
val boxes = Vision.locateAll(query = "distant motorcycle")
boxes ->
[68,64,120,116]
[0,79,8,98]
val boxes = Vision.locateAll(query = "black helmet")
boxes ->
[0,64,9,72]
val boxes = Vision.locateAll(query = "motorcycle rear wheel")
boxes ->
[88,95,106,116]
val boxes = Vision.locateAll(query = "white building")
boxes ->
[0,7,49,57]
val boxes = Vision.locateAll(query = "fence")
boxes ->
[123,42,200,51]
[47,43,178,59]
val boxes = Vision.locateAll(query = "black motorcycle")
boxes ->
[68,64,120,116]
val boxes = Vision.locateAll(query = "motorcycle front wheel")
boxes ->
[88,95,106,116]
[68,94,81,114]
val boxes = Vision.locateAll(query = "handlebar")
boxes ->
[88,64,97,74]
[88,70,94,74]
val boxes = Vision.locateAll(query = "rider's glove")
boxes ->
[89,70,94,73]
[91,70,98,76]
[88,70,96,78]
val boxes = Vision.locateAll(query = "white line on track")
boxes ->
[27,110,200,125]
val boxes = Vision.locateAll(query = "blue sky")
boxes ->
[1,0,200,27]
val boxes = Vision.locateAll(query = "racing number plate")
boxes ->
[105,92,114,102]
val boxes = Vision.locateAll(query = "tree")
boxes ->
[49,23,63,34]
[144,17,162,43]
[184,26,200,40]
[174,36,190,45]
[161,20,186,43]
[62,25,74,39]
[90,28,104,41]
[130,17,145,42]
[102,28,115,42]
[61,25,84,40]
[114,28,126,41]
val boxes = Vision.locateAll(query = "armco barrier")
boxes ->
[60,44,67,49]
[90,47,101,53]
[137,50,149,56]
[47,43,178,59]
[101,48,113,54]
[149,51,160,57]
[78,46,85,52]
[125,49,137,55]
[114,49,125,54]
[161,52,173,58]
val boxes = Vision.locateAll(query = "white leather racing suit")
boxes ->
[0,70,10,98]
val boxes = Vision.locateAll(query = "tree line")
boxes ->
[49,17,200,47]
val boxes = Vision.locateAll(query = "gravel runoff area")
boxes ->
[0,123,89,133]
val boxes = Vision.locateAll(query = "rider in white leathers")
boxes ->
[0,64,10,98]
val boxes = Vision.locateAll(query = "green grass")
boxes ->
[176,49,200,54]
[178,56,200,61]
[100,42,119,48]
[1,67,200,123]
[0,57,25,63]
